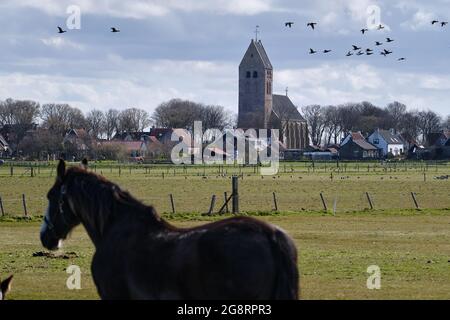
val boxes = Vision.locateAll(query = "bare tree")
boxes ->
[400,110,421,142]
[118,108,151,133]
[338,103,360,134]
[152,99,203,130]
[417,110,442,145]
[86,109,106,139]
[40,104,86,136]
[104,109,120,140]
[322,105,342,145]
[444,115,450,130]
[0,98,40,126]
[301,105,326,146]
[202,105,233,131]
[386,101,407,133]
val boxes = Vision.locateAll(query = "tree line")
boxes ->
[1,97,449,159]
[0,98,233,159]
[301,101,449,147]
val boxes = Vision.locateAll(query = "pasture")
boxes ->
[0,161,449,299]
[1,212,450,300]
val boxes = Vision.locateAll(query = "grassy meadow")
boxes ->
[0,161,449,299]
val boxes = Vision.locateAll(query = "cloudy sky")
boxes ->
[0,0,449,117]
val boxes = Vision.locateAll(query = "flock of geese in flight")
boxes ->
[55,17,448,64]
[285,19,449,62]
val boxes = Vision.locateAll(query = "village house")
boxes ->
[339,132,379,160]
[0,134,10,158]
[63,129,90,160]
[367,129,405,157]
[419,130,450,160]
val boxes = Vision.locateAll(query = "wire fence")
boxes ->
[0,160,449,216]
[1,189,448,217]
[0,160,450,178]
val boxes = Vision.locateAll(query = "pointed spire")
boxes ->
[255,25,260,41]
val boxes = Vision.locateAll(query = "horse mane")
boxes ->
[64,166,169,237]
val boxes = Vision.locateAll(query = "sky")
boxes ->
[0,0,449,117]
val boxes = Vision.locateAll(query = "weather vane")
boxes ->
[255,25,260,41]
[285,87,289,97]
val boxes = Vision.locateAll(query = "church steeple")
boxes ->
[238,39,273,129]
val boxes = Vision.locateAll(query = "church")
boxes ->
[238,39,309,150]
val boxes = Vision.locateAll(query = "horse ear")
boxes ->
[57,159,66,181]
[0,275,13,298]
[81,158,88,169]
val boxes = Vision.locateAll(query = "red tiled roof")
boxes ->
[351,132,365,140]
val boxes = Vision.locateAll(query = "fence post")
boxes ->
[10,166,13,176]
[366,192,374,210]
[30,167,34,177]
[224,192,229,213]
[273,192,278,211]
[22,194,28,217]
[207,195,216,215]
[320,192,328,211]
[232,176,239,214]
[169,194,176,214]
[0,195,4,216]
[411,192,420,209]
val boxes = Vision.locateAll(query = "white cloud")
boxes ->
[0,0,274,18]
[274,62,450,114]
[0,60,237,114]
[400,10,436,30]
[40,37,84,50]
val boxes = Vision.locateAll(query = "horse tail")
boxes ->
[270,228,299,300]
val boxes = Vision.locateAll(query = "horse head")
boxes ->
[40,159,82,251]
[0,275,13,300]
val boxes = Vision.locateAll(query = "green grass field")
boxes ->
[1,211,450,300]
[0,161,449,299]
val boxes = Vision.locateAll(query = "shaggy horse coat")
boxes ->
[40,160,299,300]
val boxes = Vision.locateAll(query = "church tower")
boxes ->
[238,39,273,129]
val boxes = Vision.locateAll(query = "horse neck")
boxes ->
[68,174,167,247]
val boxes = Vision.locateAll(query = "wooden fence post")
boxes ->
[232,176,239,214]
[22,194,28,217]
[169,194,176,214]
[224,192,229,213]
[411,192,420,209]
[366,192,374,210]
[0,195,4,216]
[272,192,278,211]
[207,195,216,215]
[320,192,328,211]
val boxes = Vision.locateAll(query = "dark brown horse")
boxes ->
[40,160,299,300]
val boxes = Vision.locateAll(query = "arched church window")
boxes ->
[253,71,258,78]
[246,71,251,78]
